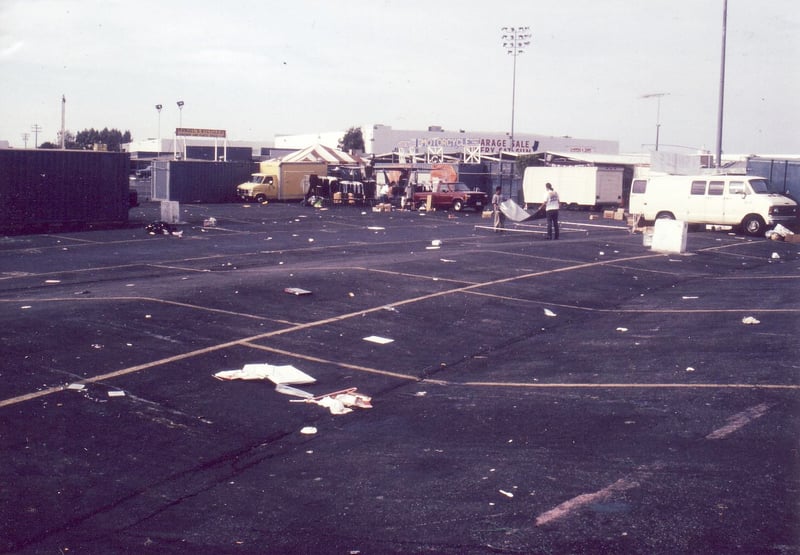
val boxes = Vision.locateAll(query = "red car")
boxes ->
[413,182,488,212]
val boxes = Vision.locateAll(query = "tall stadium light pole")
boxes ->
[501,26,531,151]
[176,100,184,128]
[155,104,163,155]
[641,92,669,151]
[715,0,728,168]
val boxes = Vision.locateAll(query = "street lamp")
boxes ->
[176,100,184,128]
[501,26,531,151]
[155,104,163,155]
[715,0,727,168]
[641,93,669,151]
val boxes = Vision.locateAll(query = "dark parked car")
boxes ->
[413,182,488,212]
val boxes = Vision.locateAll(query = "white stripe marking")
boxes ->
[705,403,771,439]
[535,477,640,526]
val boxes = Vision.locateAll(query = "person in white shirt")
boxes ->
[539,182,560,239]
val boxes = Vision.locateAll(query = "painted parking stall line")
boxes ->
[534,403,775,526]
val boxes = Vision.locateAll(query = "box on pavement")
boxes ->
[650,219,687,253]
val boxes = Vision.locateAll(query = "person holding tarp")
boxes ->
[539,182,560,240]
[492,186,505,231]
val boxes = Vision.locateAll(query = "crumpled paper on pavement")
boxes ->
[213,363,316,385]
[313,391,373,415]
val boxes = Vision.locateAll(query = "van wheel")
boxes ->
[655,211,675,220]
[255,194,267,203]
[741,214,765,236]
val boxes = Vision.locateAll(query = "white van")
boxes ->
[628,174,797,236]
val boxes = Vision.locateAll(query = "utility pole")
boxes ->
[31,124,42,148]
[21,133,30,148]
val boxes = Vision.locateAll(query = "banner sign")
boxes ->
[175,128,227,138]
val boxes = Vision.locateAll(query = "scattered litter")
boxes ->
[284,287,312,296]
[741,316,761,325]
[20,305,31,310]
[770,252,780,260]
[275,383,314,398]
[766,224,794,240]
[367,226,385,231]
[499,490,514,498]
[616,327,628,333]
[45,279,60,284]
[414,391,427,397]
[543,308,557,317]
[686,367,695,372]
[682,296,699,300]
[203,217,217,227]
[363,335,394,345]
[91,343,103,349]
[431,239,442,246]
[214,363,316,385]
[108,390,125,398]
[440,258,456,263]
[290,388,372,415]
[348,292,355,297]
[67,383,85,390]
[426,245,440,250]
[599,251,605,256]
[300,426,318,435]
[308,238,314,242]
[145,221,180,236]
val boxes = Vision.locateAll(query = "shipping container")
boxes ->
[152,160,257,203]
[0,149,129,232]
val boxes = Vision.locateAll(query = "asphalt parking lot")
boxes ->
[1,201,798,554]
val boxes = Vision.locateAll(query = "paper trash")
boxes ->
[213,363,316,385]
[363,335,394,344]
[285,287,312,296]
[499,199,533,222]
[314,390,373,415]
[290,387,373,415]
[741,316,761,325]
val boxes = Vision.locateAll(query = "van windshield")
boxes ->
[749,179,770,194]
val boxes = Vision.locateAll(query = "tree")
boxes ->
[338,126,364,153]
[71,127,132,151]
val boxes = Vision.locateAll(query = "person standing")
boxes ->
[539,182,560,239]
[492,186,505,231]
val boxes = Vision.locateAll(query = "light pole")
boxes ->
[715,0,727,168]
[176,100,184,128]
[155,104,163,155]
[501,26,531,151]
[641,92,669,151]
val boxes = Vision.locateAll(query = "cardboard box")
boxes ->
[784,233,800,243]
[603,210,615,219]
[613,210,625,221]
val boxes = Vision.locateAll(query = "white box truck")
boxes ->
[523,166,623,209]
[628,174,798,236]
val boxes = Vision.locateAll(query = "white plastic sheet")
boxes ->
[499,199,533,222]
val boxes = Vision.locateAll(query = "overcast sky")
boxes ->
[1,0,798,154]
